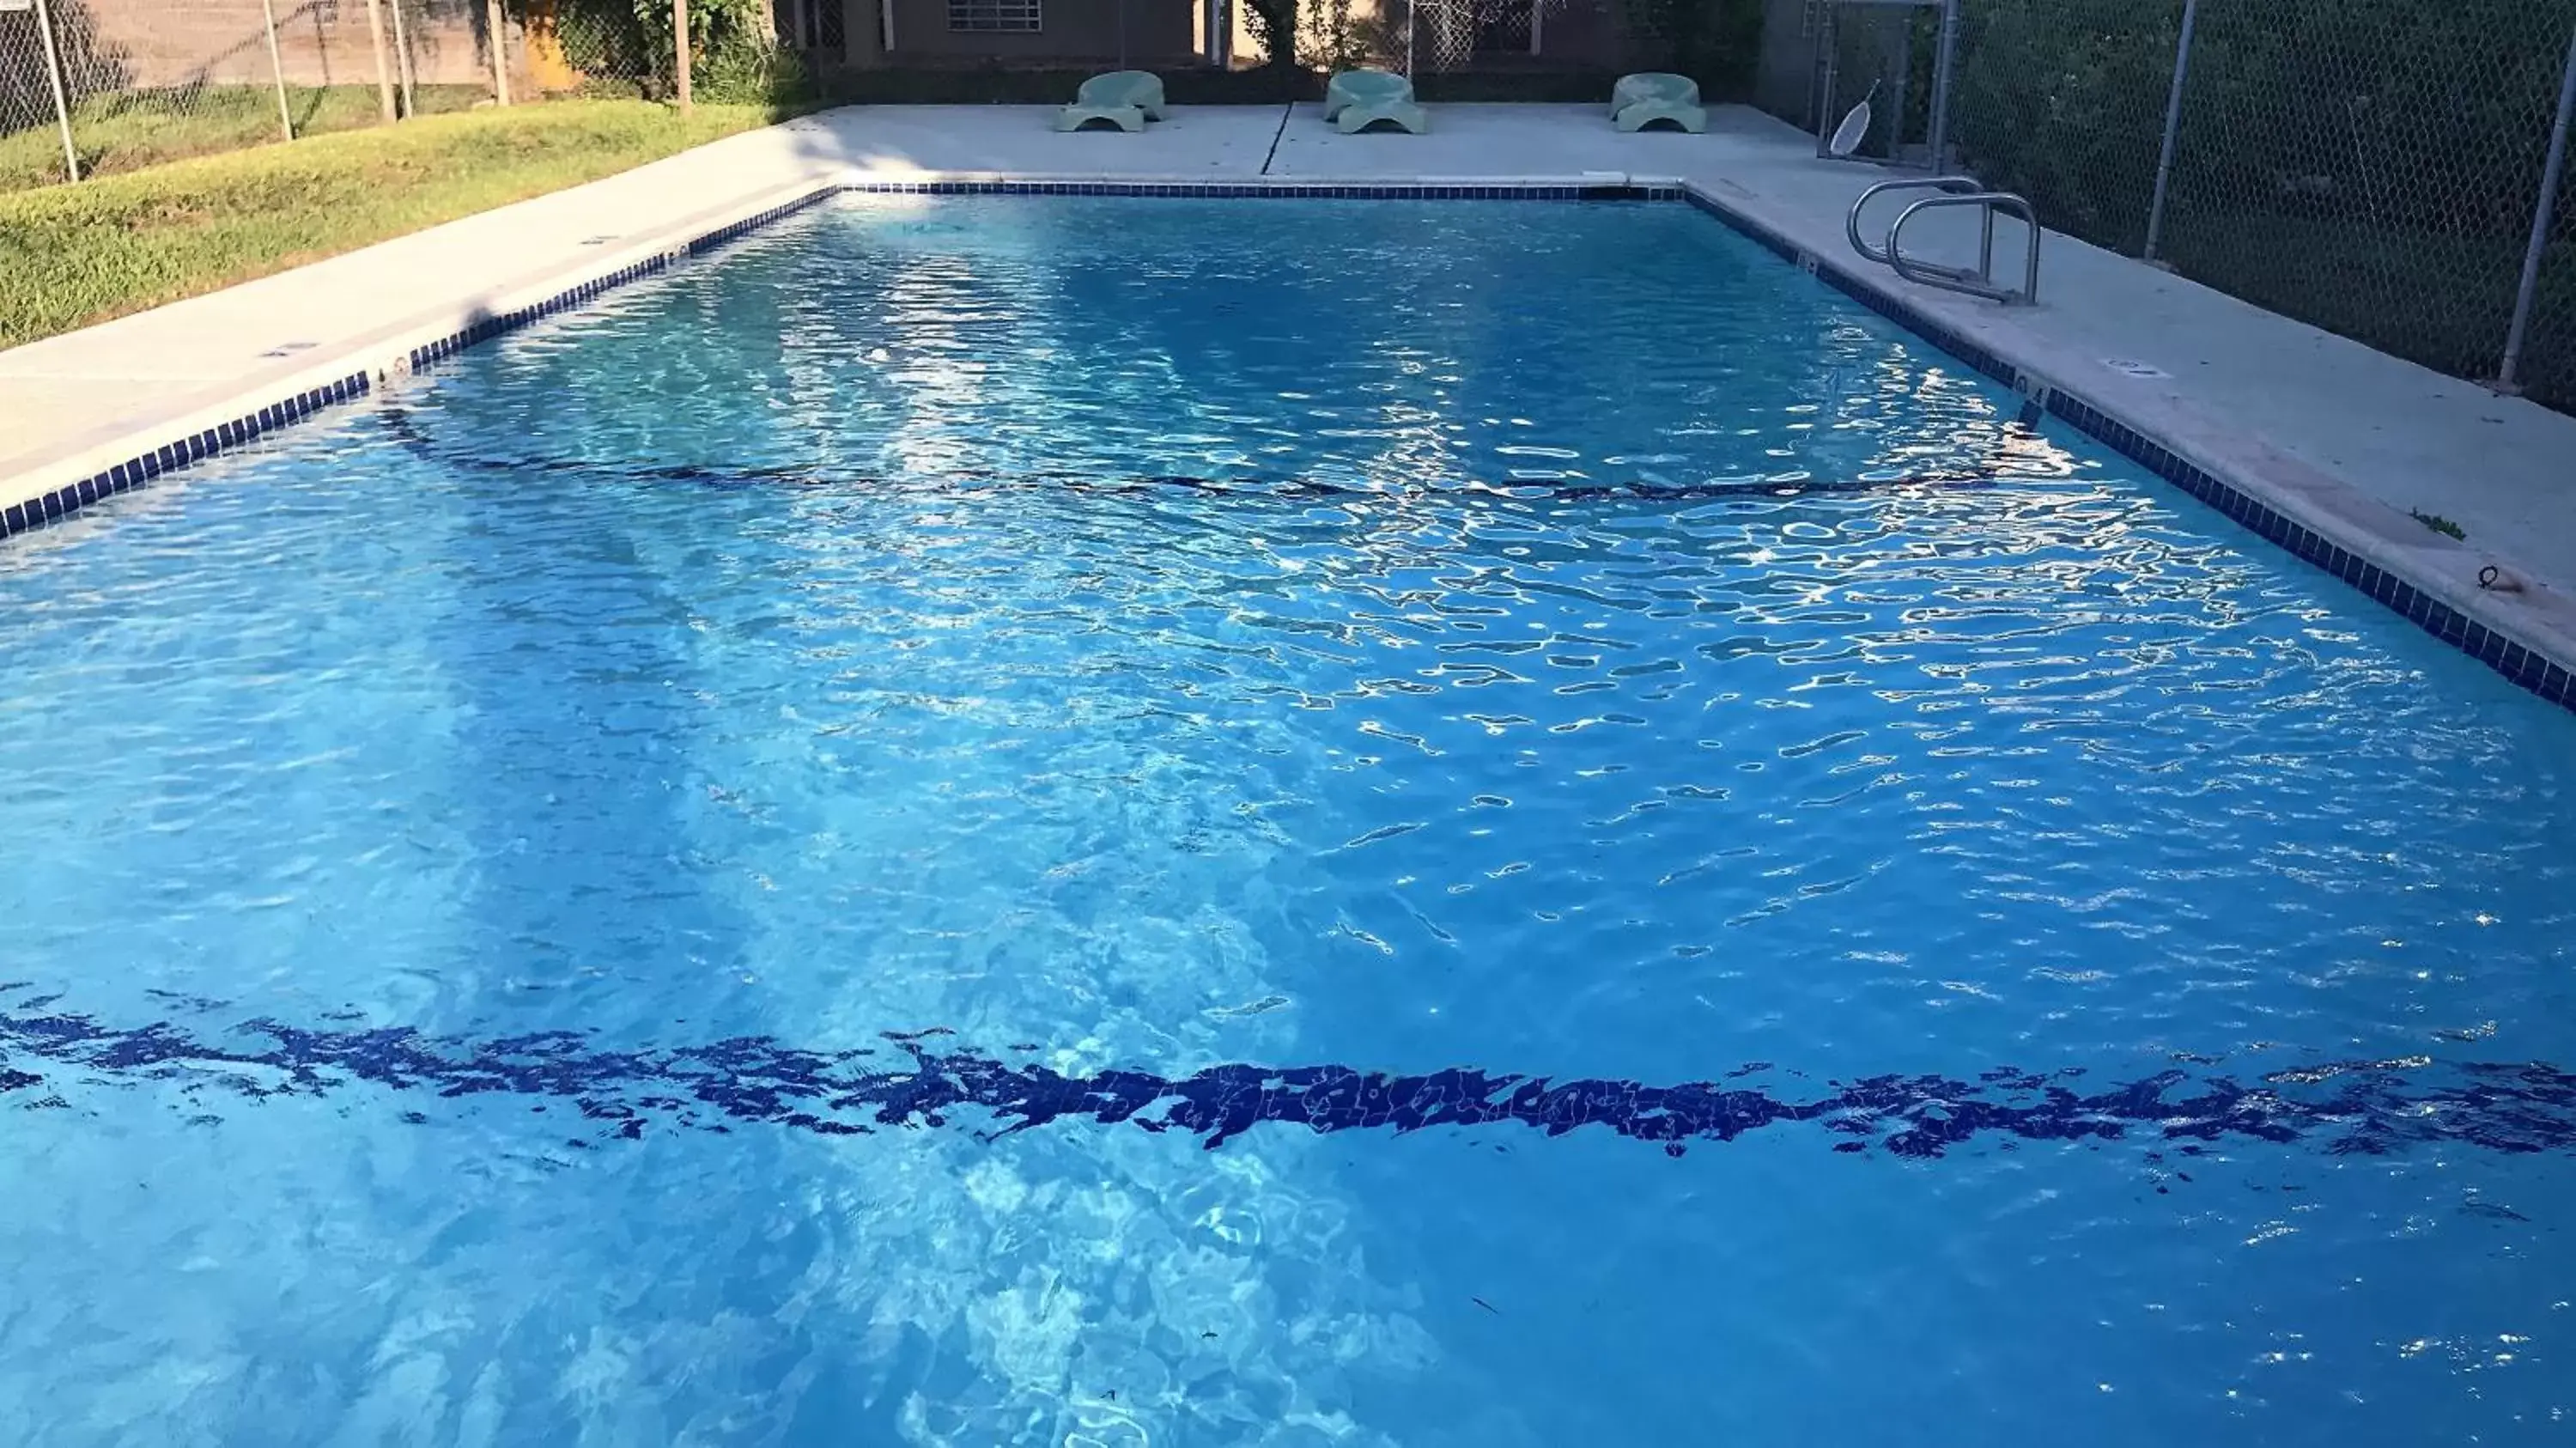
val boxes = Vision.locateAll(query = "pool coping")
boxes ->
[1648,177,2576,713]
[4,167,2570,714]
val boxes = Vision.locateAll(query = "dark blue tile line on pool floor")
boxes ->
[0,187,841,545]
[6,176,2566,710]
[400,185,1662,373]
[377,401,2024,502]
[0,181,1648,545]
[1669,185,2574,710]
[4,994,2574,1164]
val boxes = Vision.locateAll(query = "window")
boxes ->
[948,0,1041,31]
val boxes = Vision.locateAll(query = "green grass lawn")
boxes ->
[0,100,800,350]
[0,84,496,192]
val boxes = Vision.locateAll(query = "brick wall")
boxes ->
[878,0,1195,61]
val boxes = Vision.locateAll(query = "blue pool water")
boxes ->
[3,195,2573,1445]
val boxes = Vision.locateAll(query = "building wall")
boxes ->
[878,0,1195,60]
[1751,0,1820,127]
[835,0,883,63]
[1224,0,1632,73]
[824,0,1632,71]
[1530,0,1634,70]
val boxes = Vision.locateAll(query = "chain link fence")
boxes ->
[2152,0,2576,406]
[519,0,805,100]
[1411,0,1530,73]
[1769,0,2576,415]
[1285,0,1672,80]
[1942,0,2174,251]
[1285,0,1552,76]
[1801,0,1941,167]
[16,0,2576,414]
[2539,146,2576,414]
[3,0,510,187]
[2,0,799,190]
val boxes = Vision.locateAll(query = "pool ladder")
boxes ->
[1845,178,2041,305]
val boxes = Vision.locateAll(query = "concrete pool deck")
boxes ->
[5,101,2572,690]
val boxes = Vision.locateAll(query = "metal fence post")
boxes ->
[2500,21,2576,392]
[2142,0,2197,261]
[28,0,79,182]
[672,0,692,112]
[388,0,417,118]
[487,0,512,105]
[1927,0,1959,172]
[1887,13,1910,164]
[258,0,295,140]
[1814,5,1839,156]
[361,0,398,122]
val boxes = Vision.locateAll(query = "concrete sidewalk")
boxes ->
[5,101,2571,682]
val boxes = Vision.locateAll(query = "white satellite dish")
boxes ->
[1828,78,1881,158]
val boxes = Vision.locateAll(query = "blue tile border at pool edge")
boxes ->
[7,175,2567,716]
[2033,382,2575,709]
[403,189,840,377]
[0,188,844,545]
[1665,181,2576,715]
[0,373,374,543]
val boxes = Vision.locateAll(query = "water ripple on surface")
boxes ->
[5,195,2575,1448]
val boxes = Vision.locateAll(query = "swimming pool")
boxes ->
[2,191,2572,1445]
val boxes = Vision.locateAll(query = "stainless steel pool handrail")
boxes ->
[1890,192,2040,304]
[1845,176,2041,306]
[1846,175,1985,264]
